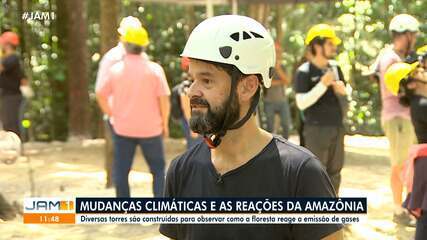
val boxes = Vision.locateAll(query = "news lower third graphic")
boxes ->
[23,198,367,224]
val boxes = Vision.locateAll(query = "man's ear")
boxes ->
[237,75,259,102]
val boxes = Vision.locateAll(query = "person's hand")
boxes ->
[321,70,335,87]
[332,81,346,96]
[163,126,169,139]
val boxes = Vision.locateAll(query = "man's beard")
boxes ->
[189,95,240,135]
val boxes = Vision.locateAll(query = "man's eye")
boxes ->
[202,79,211,84]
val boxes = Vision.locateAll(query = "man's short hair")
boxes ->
[124,42,143,55]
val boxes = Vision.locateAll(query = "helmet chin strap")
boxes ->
[203,70,261,149]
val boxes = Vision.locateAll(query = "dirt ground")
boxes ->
[0,135,416,240]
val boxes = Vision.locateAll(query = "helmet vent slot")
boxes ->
[250,31,264,38]
[230,32,240,42]
[243,31,251,40]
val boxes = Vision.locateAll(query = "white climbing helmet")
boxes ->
[389,14,419,33]
[181,15,276,88]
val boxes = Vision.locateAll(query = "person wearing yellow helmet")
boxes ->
[120,26,149,48]
[385,61,427,143]
[96,25,170,198]
[376,14,420,227]
[95,16,145,188]
[385,59,427,240]
[293,23,347,195]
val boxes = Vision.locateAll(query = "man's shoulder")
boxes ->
[109,60,125,75]
[271,136,317,168]
[147,60,165,74]
[102,45,124,61]
[168,141,207,173]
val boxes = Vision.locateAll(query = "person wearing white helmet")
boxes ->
[95,16,144,188]
[159,15,343,240]
[377,13,419,227]
[97,26,170,198]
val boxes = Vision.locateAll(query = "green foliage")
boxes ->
[279,0,426,135]
[4,0,425,140]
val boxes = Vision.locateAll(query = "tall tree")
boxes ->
[99,0,120,188]
[65,0,90,138]
[100,0,119,54]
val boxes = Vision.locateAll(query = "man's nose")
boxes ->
[188,81,202,99]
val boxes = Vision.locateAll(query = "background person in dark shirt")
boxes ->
[0,31,25,138]
[159,15,343,240]
[384,56,427,240]
[293,24,347,194]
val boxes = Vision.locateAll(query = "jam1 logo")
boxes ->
[24,198,75,213]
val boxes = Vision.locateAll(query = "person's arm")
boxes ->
[295,70,334,110]
[95,47,123,92]
[154,63,171,138]
[159,95,170,138]
[331,81,347,96]
[96,93,112,117]
[296,82,328,110]
[321,229,343,240]
[330,66,347,96]
[275,65,290,86]
[95,71,113,117]
[20,78,34,98]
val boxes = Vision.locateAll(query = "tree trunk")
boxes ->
[185,5,196,38]
[65,0,90,138]
[248,3,270,26]
[275,4,284,44]
[100,0,119,54]
[99,0,120,188]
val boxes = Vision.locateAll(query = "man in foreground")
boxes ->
[159,15,343,240]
